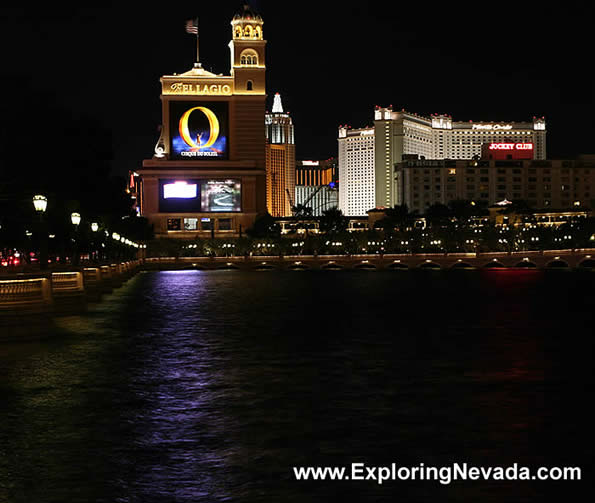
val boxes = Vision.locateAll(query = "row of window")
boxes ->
[408,166,591,174]
[167,217,233,232]
[240,54,258,65]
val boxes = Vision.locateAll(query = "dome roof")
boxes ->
[233,3,262,22]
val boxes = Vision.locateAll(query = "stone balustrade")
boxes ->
[0,260,141,338]
[83,267,102,301]
[142,249,595,271]
[0,276,52,308]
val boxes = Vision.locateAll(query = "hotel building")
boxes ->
[338,107,547,214]
[265,93,295,217]
[374,107,546,208]
[338,126,375,216]
[395,154,595,213]
[137,4,267,238]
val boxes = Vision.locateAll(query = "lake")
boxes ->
[0,269,593,502]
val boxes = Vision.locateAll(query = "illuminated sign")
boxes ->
[167,82,233,95]
[159,179,241,212]
[489,143,534,150]
[201,180,241,212]
[159,179,201,213]
[163,181,198,199]
[161,77,234,96]
[472,124,513,130]
[169,101,229,160]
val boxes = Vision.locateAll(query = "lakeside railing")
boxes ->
[0,260,142,337]
[0,276,52,307]
[141,248,595,270]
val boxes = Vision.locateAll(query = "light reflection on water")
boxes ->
[0,270,593,502]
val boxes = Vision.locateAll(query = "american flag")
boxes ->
[185,18,198,35]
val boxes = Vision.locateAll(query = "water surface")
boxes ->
[1,270,593,502]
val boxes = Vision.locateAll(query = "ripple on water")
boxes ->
[0,270,593,502]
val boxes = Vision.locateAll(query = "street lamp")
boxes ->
[32,195,48,270]
[71,212,81,265]
[33,195,48,213]
[90,222,100,262]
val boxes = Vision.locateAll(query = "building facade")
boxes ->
[294,159,338,216]
[338,126,375,216]
[395,156,595,213]
[373,106,547,208]
[295,159,337,186]
[265,93,295,217]
[137,5,267,238]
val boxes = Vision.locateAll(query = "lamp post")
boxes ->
[33,195,48,270]
[33,195,48,214]
[71,212,81,265]
[91,222,99,262]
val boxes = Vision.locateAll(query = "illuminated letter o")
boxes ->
[178,106,220,149]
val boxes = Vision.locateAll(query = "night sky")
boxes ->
[1,2,594,177]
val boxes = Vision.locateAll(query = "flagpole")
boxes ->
[195,17,200,67]
[196,32,199,66]
[186,17,200,68]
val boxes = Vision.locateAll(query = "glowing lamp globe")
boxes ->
[33,195,48,213]
[91,222,99,232]
[71,212,81,226]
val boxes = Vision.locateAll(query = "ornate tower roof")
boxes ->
[231,3,264,41]
[232,3,263,23]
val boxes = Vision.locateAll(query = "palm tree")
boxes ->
[425,203,451,229]
[320,207,347,234]
[375,204,415,232]
[246,212,280,239]
[292,203,313,235]
[293,204,313,219]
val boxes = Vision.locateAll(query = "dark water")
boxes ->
[0,270,593,502]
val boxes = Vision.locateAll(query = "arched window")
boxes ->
[235,26,242,38]
[239,49,258,66]
[244,25,253,37]
[255,26,262,39]
[246,80,253,91]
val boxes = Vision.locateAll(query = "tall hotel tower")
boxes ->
[338,126,375,216]
[137,4,267,238]
[265,93,295,217]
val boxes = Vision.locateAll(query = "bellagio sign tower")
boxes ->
[137,4,267,237]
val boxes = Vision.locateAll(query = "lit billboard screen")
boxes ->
[159,179,241,213]
[159,179,202,212]
[201,180,241,212]
[163,181,198,199]
[169,101,229,160]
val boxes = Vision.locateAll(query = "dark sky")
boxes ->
[1,2,594,176]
